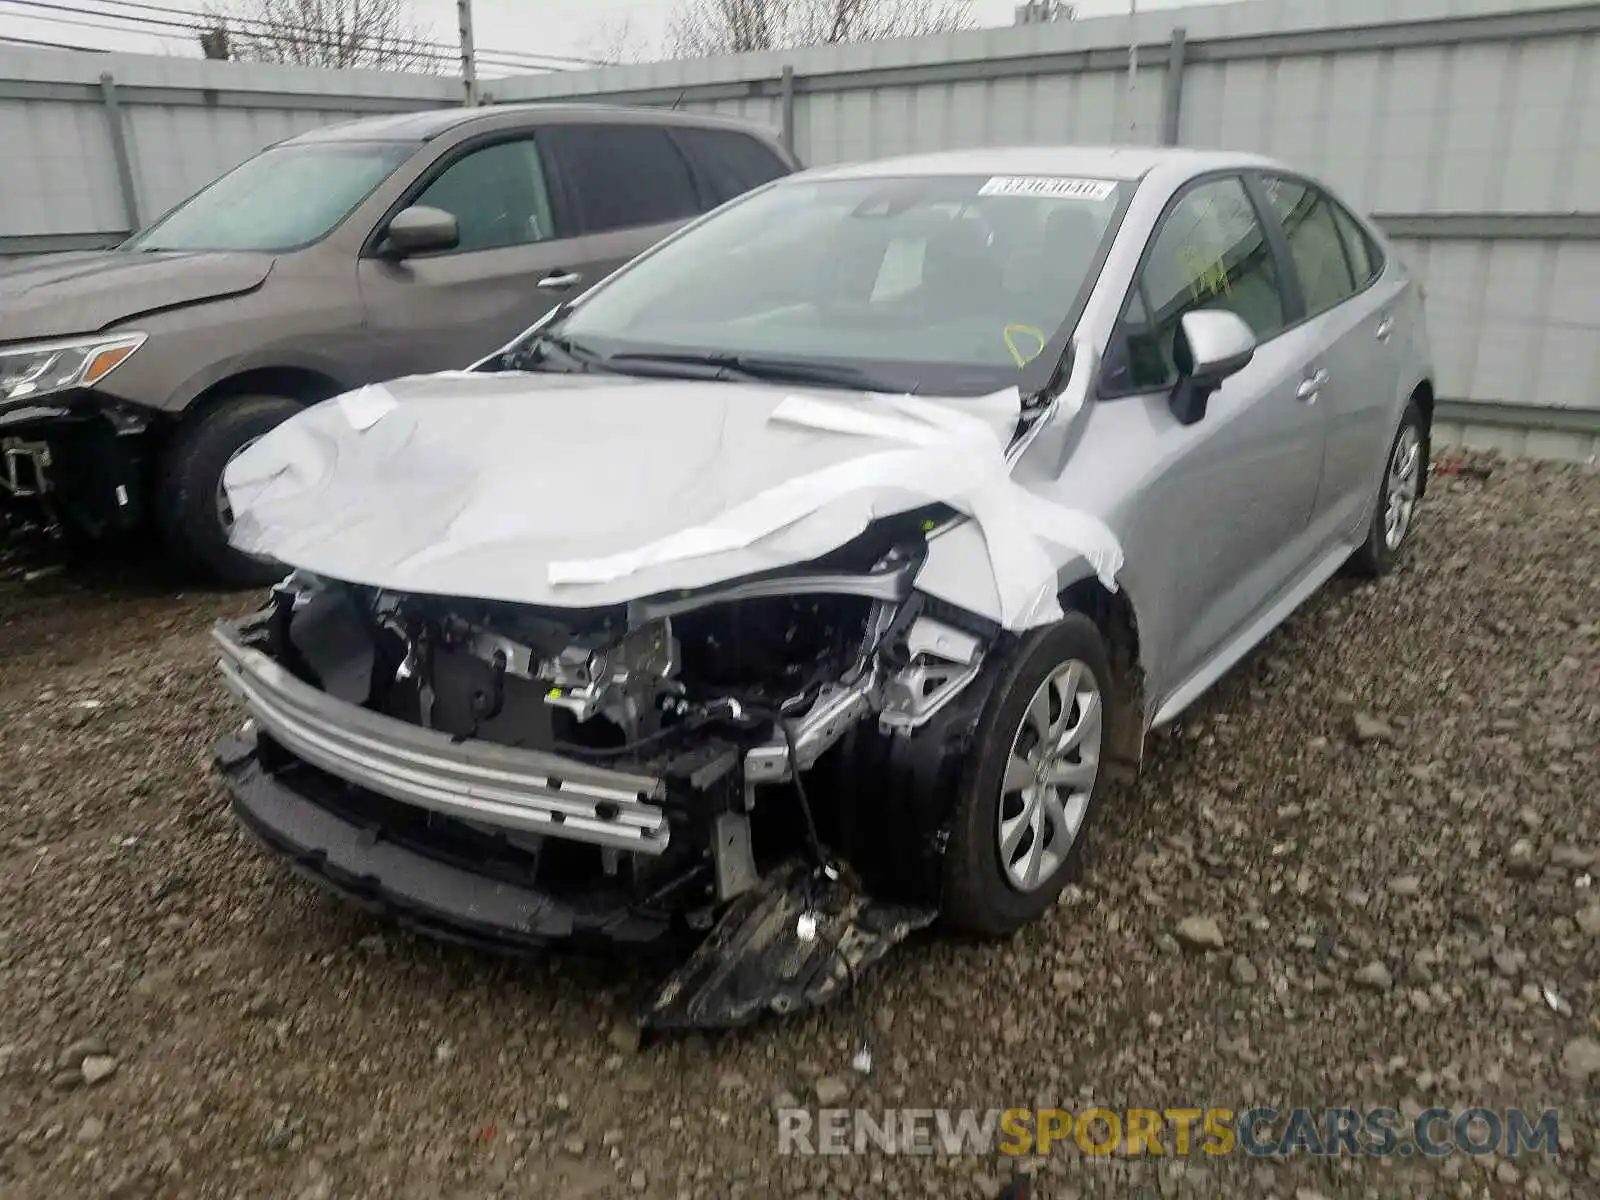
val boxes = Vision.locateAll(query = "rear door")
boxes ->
[1255,173,1406,548]
[536,122,706,290]
[1098,174,1329,694]
[354,130,589,378]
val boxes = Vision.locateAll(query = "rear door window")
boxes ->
[672,126,791,206]
[540,124,701,234]
[1260,175,1360,317]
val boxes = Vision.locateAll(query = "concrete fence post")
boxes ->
[780,65,797,155]
[98,72,141,233]
[1161,27,1187,146]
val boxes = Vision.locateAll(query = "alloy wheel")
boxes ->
[997,659,1103,892]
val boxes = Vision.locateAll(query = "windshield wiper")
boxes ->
[604,351,900,392]
[507,331,606,374]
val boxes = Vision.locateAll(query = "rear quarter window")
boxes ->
[672,126,792,207]
[1329,201,1383,286]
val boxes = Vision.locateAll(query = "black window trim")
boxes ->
[358,126,575,260]
[1097,167,1303,402]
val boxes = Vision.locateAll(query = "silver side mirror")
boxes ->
[1171,309,1257,425]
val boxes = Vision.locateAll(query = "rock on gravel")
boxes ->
[1560,1038,1600,1081]
[1174,916,1226,951]
[79,1054,118,1085]
[1,452,1596,1200]
[1353,962,1393,991]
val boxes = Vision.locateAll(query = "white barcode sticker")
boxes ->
[977,176,1117,201]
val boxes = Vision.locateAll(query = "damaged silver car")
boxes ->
[209,147,1435,1028]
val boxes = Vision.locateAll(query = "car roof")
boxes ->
[795,144,1284,184]
[280,102,777,145]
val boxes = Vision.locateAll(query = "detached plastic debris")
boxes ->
[1543,985,1572,1016]
[638,860,935,1031]
[851,1046,873,1075]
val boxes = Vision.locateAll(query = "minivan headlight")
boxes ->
[0,332,146,404]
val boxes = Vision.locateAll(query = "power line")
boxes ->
[2,12,560,77]
[0,31,112,51]
[3,1,599,71]
[4,0,574,70]
[90,0,608,66]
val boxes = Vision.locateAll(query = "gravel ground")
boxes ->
[1,451,1597,1200]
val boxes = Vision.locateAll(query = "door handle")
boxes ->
[1375,315,1394,342]
[537,271,582,290]
[1297,368,1328,402]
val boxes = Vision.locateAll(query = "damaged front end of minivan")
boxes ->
[213,508,1014,1029]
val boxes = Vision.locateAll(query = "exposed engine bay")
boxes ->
[207,361,1129,1031]
[214,510,1006,1028]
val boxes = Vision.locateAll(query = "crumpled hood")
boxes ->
[0,249,274,342]
[224,370,1028,609]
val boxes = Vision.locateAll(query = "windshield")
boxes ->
[126,140,416,253]
[553,172,1130,393]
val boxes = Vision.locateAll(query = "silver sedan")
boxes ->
[211,145,1434,1024]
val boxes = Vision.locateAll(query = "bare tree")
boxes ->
[582,14,654,65]
[668,0,974,58]
[203,0,442,72]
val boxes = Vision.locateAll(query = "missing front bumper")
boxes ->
[217,734,937,1029]
[215,626,674,856]
[216,733,675,949]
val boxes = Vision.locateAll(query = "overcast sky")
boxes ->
[0,0,1216,70]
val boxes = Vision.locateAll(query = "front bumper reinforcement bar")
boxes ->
[213,624,672,855]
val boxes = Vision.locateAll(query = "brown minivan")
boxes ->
[0,103,798,585]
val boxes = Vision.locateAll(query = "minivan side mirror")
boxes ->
[380,205,459,259]
[1169,309,1257,426]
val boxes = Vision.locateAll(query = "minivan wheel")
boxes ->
[1348,397,1425,579]
[156,394,300,589]
[940,612,1115,938]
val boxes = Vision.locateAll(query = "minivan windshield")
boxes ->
[553,172,1130,394]
[125,140,416,253]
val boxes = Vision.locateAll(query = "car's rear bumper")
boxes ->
[216,733,676,952]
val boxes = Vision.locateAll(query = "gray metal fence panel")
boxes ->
[1,0,1596,446]
[0,47,458,245]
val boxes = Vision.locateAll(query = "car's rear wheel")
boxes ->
[940,612,1114,938]
[1348,397,1425,579]
[157,394,300,589]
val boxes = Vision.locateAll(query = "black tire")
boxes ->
[156,394,301,589]
[1347,397,1425,580]
[940,611,1117,938]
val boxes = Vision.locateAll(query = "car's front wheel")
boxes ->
[157,394,300,589]
[940,612,1114,937]
[1348,396,1425,578]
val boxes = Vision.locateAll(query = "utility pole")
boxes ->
[458,0,479,107]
